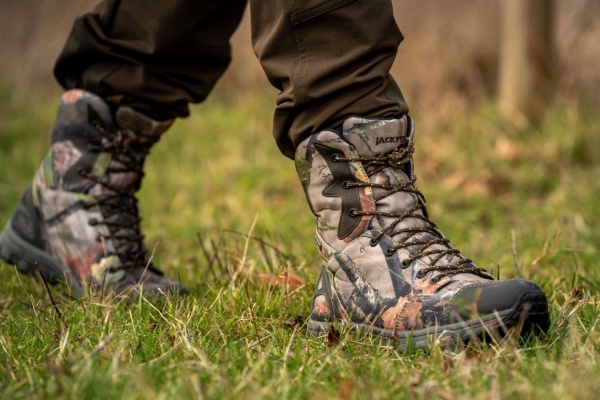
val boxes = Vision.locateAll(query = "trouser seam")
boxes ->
[289,0,310,137]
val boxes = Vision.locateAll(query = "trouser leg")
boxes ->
[54,0,247,120]
[250,0,409,158]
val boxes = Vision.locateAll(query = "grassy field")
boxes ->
[1,86,600,399]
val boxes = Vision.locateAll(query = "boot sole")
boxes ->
[307,291,550,351]
[0,220,83,297]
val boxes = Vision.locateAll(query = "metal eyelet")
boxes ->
[331,154,340,162]
[342,181,350,189]
[416,270,426,278]
[88,218,98,226]
[386,248,396,256]
[348,208,357,217]
[431,277,440,284]
[402,259,409,267]
[369,238,378,247]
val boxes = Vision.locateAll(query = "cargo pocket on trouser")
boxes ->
[289,0,357,25]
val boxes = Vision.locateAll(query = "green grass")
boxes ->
[1,87,600,399]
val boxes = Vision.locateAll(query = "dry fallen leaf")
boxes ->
[495,136,524,161]
[327,325,340,347]
[443,171,488,196]
[257,270,305,291]
[337,379,355,399]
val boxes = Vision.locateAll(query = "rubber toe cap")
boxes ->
[449,279,547,322]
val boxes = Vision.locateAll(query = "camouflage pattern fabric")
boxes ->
[296,116,550,349]
[0,90,186,297]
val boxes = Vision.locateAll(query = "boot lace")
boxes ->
[78,122,160,273]
[336,123,491,283]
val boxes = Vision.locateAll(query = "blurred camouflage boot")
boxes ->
[0,89,187,297]
[296,115,550,350]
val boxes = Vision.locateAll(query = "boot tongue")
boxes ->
[341,117,481,281]
[93,107,172,194]
[342,116,454,272]
[341,116,407,157]
[95,107,173,267]
[115,107,173,142]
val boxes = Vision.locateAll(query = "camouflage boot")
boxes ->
[296,116,550,350]
[0,89,187,297]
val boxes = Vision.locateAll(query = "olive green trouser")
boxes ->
[54,0,409,158]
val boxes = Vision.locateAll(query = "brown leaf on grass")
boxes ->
[486,173,512,196]
[444,170,513,197]
[257,270,305,291]
[441,353,455,373]
[337,379,355,399]
[443,171,488,196]
[410,370,422,390]
[495,136,524,161]
[327,325,340,347]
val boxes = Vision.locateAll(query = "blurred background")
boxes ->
[1,0,600,287]
[1,0,600,119]
[2,5,600,396]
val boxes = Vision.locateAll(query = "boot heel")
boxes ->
[0,221,67,281]
[0,221,37,275]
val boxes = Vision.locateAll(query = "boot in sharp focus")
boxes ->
[295,115,550,350]
[0,89,187,297]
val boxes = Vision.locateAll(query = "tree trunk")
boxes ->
[499,0,556,125]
